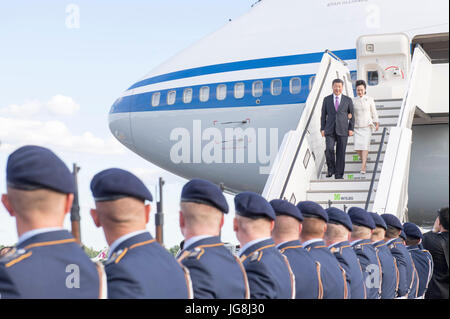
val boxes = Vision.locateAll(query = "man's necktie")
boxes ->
[335,96,339,111]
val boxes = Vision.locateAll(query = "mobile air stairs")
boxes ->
[263,33,446,222]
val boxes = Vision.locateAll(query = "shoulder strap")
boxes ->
[232,254,250,299]
[95,261,108,299]
[314,261,324,299]
[176,258,194,299]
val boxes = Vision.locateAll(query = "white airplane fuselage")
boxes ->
[109,0,449,216]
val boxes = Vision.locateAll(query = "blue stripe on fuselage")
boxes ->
[127,49,357,90]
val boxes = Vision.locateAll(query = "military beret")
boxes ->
[326,207,353,231]
[234,192,275,220]
[348,207,376,230]
[399,230,407,241]
[181,179,228,214]
[403,222,423,239]
[380,214,403,230]
[370,212,387,230]
[90,168,153,202]
[6,145,75,194]
[297,201,328,222]
[270,199,303,222]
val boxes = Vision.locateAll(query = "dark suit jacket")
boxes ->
[321,94,355,136]
[423,231,449,299]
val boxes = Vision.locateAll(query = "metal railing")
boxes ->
[365,127,387,210]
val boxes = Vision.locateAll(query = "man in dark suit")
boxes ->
[422,207,449,299]
[321,78,355,179]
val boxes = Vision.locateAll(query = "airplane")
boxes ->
[109,0,449,223]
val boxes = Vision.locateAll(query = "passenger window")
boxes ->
[252,81,263,97]
[290,77,301,94]
[271,79,282,96]
[367,71,379,86]
[183,88,192,103]
[167,90,176,105]
[200,86,210,102]
[216,84,227,100]
[309,76,316,90]
[234,82,245,99]
[152,92,160,107]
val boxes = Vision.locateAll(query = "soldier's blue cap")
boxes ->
[6,145,75,194]
[380,214,403,230]
[181,179,228,214]
[370,212,387,230]
[348,207,376,230]
[296,201,328,222]
[270,199,303,222]
[403,222,423,239]
[90,168,153,202]
[235,192,275,220]
[399,230,407,241]
[326,207,353,231]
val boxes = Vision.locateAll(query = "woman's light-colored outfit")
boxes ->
[352,95,379,151]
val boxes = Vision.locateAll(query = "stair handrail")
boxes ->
[365,127,387,210]
[279,50,347,199]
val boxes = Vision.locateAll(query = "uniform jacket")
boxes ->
[373,240,398,299]
[408,244,434,298]
[387,238,418,298]
[330,241,366,299]
[240,238,294,299]
[278,240,321,299]
[178,236,248,299]
[352,239,382,299]
[105,232,190,299]
[0,230,100,299]
[304,240,350,299]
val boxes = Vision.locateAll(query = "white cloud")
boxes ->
[0,95,80,117]
[0,117,126,155]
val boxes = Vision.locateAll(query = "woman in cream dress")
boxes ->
[353,80,379,174]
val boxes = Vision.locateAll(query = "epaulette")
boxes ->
[104,248,127,265]
[186,247,203,259]
[0,248,31,267]
[330,247,341,254]
[249,251,262,262]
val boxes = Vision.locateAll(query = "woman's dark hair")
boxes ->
[355,80,367,89]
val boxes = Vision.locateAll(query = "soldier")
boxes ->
[297,201,349,299]
[177,179,249,299]
[403,222,434,299]
[324,207,366,299]
[90,168,192,298]
[234,192,295,299]
[347,207,381,299]
[0,145,102,298]
[369,212,398,299]
[381,214,418,299]
[270,199,321,299]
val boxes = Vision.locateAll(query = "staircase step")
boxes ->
[378,116,398,126]
[309,179,378,191]
[374,99,403,109]
[323,161,384,173]
[306,190,375,202]
[376,108,401,117]
[317,201,374,211]
[320,171,380,180]
[346,142,387,152]
[349,134,386,144]
[345,152,385,162]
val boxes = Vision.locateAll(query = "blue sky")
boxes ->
[0,0,255,250]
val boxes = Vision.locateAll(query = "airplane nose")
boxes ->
[108,96,136,152]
